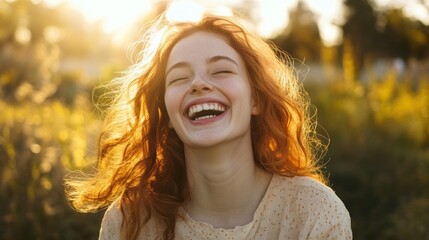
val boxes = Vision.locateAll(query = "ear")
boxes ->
[251,99,260,115]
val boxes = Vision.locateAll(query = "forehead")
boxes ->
[166,31,242,69]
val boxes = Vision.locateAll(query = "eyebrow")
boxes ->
[165,55,239,77]
[166,62,189,77]
[207,55,239,68]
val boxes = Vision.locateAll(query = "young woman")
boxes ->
[66,13,352,240]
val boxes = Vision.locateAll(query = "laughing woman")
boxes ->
[66,13,352,240]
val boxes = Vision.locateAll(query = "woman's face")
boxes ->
[164,31,259,148]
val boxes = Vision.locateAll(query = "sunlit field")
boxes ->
[1,0,429,239]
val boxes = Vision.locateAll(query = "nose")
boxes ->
[189,72,213,95]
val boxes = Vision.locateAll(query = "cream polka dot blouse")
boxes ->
[99,175,352,240]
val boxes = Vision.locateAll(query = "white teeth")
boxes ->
[195,115,216,120]
[188,102,226,119]
[203,103,209,110]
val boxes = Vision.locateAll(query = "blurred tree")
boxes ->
[272,0,321,62]
[341,0,429,81]
[378,8,429,60]
[342,0,381,81]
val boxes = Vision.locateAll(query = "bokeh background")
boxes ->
[1,0,428,239]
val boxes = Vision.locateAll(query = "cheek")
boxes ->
[164,88,184,118]
[221,78,252,101]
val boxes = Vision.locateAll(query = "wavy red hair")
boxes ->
[66,13,326,240]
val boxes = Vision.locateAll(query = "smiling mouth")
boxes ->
[187,103,226,120]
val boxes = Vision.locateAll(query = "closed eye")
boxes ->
[212,70,235,76]
[215,70,233,74]
[167,76,189,86]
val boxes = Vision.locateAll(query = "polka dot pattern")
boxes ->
[99,175,352,239]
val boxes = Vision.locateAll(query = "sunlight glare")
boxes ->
[318,19,342,47]
[74,0,151,33]
[255,0,345,42]
[165,1,204,23]
[43,0,152,34]
[403,3,429,25]
[305,0,344,46]
[165,1,234,24]
[256,0,292,38]
[15,25,32,45]
[374,0,429,25]
[43,0,66,7]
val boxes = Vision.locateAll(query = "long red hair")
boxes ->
[66,13,326,240]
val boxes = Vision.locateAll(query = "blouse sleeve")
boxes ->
[307,203,352,240]
[302,185,352,240]
[99,202,122,240]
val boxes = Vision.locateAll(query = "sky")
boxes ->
[40,0,429,46]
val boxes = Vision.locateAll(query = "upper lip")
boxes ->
[183,98,229,117]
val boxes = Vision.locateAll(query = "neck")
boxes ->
[183,136,272,228]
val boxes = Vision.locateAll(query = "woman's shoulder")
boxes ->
[99,200,163,240]
[273,174,350,214]
[291,175,350,212]
[99,201,123,240]
[273,174,344,203]
[270,175,352,238]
